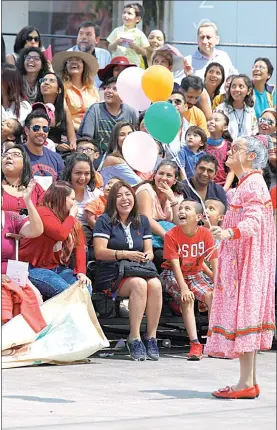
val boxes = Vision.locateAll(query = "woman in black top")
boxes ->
[36,72,76,158]
[93,181,162,362]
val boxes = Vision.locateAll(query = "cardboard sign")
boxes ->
[6,260,29,287]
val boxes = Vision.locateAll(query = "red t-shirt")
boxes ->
[162,225,218,275]
[206,140,230,186]
[2,182,45,212]
[19,206,86,274]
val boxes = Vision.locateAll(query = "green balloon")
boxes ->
[144,102,181,144]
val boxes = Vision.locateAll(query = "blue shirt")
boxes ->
[25,146,64,180]
[178,146,206,179]
[93,213,152,252]
[254,87,276,120]
[182,177,227,209]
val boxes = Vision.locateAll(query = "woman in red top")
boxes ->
[19,181,92,299]
[2,145,45,213]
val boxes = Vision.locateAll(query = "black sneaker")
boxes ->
[127,339,146,361]
[143,337,159,361]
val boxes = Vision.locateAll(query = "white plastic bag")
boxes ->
[2,282,109,368]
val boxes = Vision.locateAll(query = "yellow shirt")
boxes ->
[184,106,209,136]
[107,25,149,67]
[64,82,100,131]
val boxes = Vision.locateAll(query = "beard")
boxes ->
[78,42,94,53]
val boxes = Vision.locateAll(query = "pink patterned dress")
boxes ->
[204,171,276,358]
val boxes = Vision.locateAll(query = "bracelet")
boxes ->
[227,228,234,240]
[115,250,118,260]
[170,200,179,207]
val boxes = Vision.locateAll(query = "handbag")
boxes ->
[112,260,160,293]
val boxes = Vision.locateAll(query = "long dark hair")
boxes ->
[2,144,33,187]
[106,121,135,157]
[36,71,66,127]
[226,74,254,108]
[42,180,81,248]
[13,26,42,54]
[148,159,184,194]
[61,153,96,192]
[16,46,49,79]
[1,63,27,118]
[204,61,225,99]
[212,110,233,142]
[105,180,141,227]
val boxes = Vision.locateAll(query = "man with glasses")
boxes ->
[24,110,64,190]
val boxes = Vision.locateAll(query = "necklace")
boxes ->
[233,108,245,134]
[4,179,22,188]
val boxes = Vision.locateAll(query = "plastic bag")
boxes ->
[2,282,109,368]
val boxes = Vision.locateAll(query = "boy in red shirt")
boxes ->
[161,199,218,361]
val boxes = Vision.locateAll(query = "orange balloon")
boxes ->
[142,65,174,102]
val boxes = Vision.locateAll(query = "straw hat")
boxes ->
[98,56,137,82]
[52,51,99,76]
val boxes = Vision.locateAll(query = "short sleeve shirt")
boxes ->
[93,213,152,251]
[25,146,64,181]
[182,178,227,209]
[162,225,218,275]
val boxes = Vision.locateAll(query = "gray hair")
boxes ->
[242,135,273,169]
[197,20,219,36]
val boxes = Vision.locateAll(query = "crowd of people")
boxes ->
[1,3,276,389]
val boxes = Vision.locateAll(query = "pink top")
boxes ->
[2,182,45,212]
[1,211,28,274]
[206,140,230,186]
[136,183,183,221]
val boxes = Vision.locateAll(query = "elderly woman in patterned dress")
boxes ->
[205,134,276,399]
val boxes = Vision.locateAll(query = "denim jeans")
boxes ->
[29,266,92,299]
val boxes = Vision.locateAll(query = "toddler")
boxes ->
[178,126,207,179]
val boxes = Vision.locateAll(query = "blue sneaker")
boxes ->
[143,337,159,361]
[127,339,146,361]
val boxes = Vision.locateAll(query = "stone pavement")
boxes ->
[2,350,276,430]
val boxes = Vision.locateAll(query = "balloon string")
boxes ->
[165,145,212,229]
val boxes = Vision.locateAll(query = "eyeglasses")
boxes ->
[168,99,183,106]
[31,125,50,133]
[24,55,41,62]
[39,77,57,84]
[66,58,83,64]
[26,36,40,42]
[230,144,248,154]
[259,117,275,127]
[77,147,96,154]
[2,152,23,159]
[252,65,267,72]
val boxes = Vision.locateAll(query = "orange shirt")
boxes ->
[270,185,276,211]
[94,171,104,189]
[184,106,209,136]
[85,195,106,218]
[64,82,100,131]
[162,225,218,275]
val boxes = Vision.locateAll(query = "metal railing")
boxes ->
[2,33,276,49]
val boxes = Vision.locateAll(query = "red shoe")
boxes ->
[187,342,203,361]
[212,385,256,399]
[254,384,260,398]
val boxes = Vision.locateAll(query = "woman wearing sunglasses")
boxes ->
[205,134,276,399]
[252,57,276,120]
[16,46,50,103]
[6,26,42,66]
[36,72,76,157]
[2,145,45,213]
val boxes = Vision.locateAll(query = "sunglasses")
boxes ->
[259,117,275,127]
[31,125,50,133]
[24,55,41,62]
[168,99,183,106]
[26,35,40,42]
[39,77,57,84]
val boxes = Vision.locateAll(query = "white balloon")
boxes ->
[117,67,151,111]
[122,131,157,173]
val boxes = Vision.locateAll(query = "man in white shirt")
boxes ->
[68,20,111,89]
[184,20,238,83]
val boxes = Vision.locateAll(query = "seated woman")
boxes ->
[6,25,42,66]
[144,29,166,67]
[252,57,276,120]
[19,181,92,299]
[204,62,225,107]
[52,51,100,132]
[258,108,276,144]
[2,145,45,213]
[99,121,143,187]
[136,160,184,272]
[61,153,102,245]
[36,72,77,158]
[16,47,50,104]
[212,74,236,110]
[1,63,32,125]
[93,180,162,361]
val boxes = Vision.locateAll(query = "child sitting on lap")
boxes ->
[161,199,218,361]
